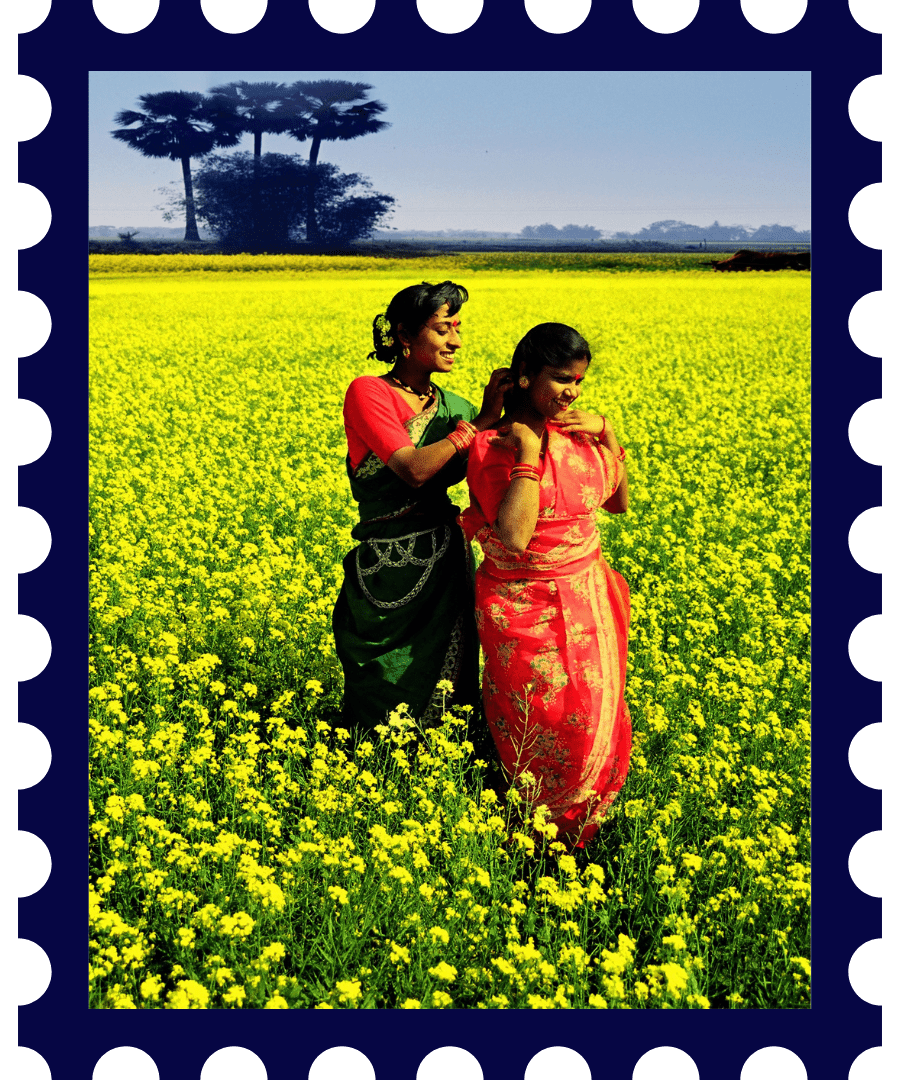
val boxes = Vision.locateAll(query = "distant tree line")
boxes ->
[364,220,811,244]
[519,219,810,244]
[520,223,605,240]
[111,80,393,247]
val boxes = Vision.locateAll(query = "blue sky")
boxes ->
[89,70,810,233]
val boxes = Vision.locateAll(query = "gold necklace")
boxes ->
[390,374,435,402]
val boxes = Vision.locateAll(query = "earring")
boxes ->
[519,376,529,388]
[402,346,411,359]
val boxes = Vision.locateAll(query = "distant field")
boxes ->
[89,238,810,262]
[90,257,810,1010]
[88,249,813,275]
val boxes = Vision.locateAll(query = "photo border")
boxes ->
[16,4,883,1076]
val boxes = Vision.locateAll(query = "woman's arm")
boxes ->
[598,422,628,514]
[552,408,629,514]
[386,368,512,488]
[387,440,460,488]
[472,368,513,432]
[491,424,543,553]
[601,465,628,514]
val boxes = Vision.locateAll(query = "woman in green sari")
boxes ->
[333,281,510,730]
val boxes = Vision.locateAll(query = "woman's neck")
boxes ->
[390,359,432,395]
[503,404,547,439]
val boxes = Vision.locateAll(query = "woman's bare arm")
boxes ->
[385,369,512,488]
[387,440,459,488]
[492,424,542,553]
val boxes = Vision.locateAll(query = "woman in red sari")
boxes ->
[461,323,631,846]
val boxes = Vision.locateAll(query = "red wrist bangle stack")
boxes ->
[616,446,626,462]
[509,463,540,483]
[446,419,477,455]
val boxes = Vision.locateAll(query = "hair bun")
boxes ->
[370,312,396,365]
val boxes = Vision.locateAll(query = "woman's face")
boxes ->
[526,358,590,419]
[401,303,462,373]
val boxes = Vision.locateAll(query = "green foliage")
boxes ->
[158,152,396,249]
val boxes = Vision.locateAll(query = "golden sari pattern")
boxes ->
[461,427,632,845]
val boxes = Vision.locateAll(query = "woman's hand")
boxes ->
[474,368,514,430]
[488,422,542,461]
[552,408,609,440]
[554,408,628,512]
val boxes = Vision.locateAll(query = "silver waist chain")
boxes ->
[356,525,451,610]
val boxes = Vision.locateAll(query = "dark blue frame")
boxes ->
[18,2,881,1076]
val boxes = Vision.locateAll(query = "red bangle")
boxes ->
[446,419,476,455]
[509,464,540,482]
[616,446,626,462]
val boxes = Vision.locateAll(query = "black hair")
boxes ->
[505,322,592,410]
[368,281,469,364]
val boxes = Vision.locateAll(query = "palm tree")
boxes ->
[206,80,298,158]
[205,81,306,241]
[284,80,389,243]
[111,91,241,241]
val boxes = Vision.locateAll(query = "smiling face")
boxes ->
[400,303,462,374]
[525,357,590,420]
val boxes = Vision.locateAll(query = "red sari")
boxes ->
[460,424,631,844]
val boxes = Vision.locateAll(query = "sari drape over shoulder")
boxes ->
[333,381,479,729]
[461,425,632,844]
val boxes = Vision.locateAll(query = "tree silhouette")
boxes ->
[283,80,389,243]
[177,152,395,249]
[205,81,303,237]
[206,80,298,158]
[111,91,241,241]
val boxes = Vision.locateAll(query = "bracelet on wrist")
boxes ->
[509,463,540,483]
[446,419,477,455]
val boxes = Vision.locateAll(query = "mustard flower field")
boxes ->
[89,254,810,1010]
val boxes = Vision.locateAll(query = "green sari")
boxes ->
[332,385,480,730]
